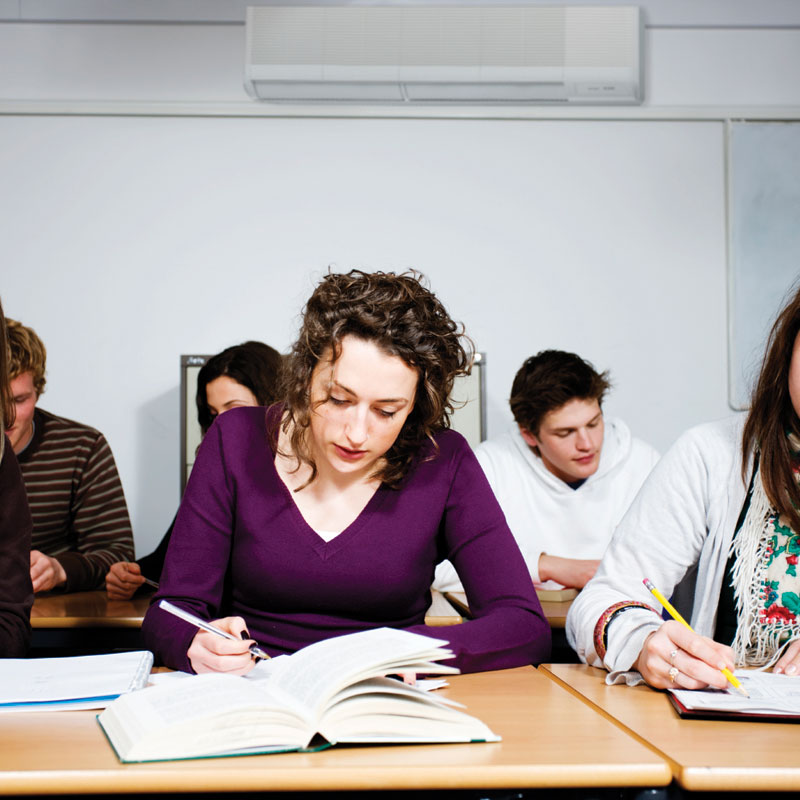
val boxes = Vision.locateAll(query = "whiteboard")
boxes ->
[728,121,800,410]
[0,114,729,553]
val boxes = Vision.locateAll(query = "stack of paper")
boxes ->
[0,651,153,712]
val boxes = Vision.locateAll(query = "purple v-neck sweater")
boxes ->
[142,406,550,673]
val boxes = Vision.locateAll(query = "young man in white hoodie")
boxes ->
[435,350,659,592]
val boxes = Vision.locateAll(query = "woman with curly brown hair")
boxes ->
[567,281,800,689]
[143,270,549,674]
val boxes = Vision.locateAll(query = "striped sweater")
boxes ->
[17,408,134,592]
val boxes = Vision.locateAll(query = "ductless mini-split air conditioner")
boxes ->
[244,5,642,105]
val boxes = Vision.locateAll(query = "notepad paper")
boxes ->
[98,627,498,762]
[0,650,153,712]
[670,670,800,717]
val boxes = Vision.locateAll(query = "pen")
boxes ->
[142,577,159,590]
[158,599,270,660]
[643,578,749,698]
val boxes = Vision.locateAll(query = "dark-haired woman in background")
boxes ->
[143,270,550,675]
[0,296,34,656]
[567,282,800,688]
[194,341,283,435]
[105,341,282,599]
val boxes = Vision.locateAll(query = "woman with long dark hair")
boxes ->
[567,283,800,687]
[105,341,282,599]
[143,270,550,675]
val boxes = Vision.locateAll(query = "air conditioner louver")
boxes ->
[245,5,642,105]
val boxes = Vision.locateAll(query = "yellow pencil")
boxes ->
[643,578,749,698]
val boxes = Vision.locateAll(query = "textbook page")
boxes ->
[98,674,313,760]
[254,627,458,716]
[149,663,448,692]
[671,670,800,716]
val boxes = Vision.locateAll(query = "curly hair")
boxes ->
[280,269,473,489]
[509,349,611,435]
[6,318,47,396]
[742,281,800,534]
[196,341,283,435]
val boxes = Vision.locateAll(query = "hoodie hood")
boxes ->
[508,417,633,495]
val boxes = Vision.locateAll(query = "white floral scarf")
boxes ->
[730,435,800,667]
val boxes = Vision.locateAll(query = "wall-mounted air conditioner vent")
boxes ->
[245,5,643,105]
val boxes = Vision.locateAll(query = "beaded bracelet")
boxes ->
[593,600,659,662]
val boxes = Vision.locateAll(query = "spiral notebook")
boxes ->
[0,650,153,712]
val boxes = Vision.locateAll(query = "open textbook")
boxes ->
[98,627,499,762]
[669,670,800,721]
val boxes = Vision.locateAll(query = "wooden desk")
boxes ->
[28,590,459,654]
[31,591,152,655]
[445,591,577,663]
[425,590,464,625]
[26,590,551,653]
[535,597,572,629]
[32,591,152,629]
[444,591,573,629]
[33,591,457,628]
[543,663,800,792]
[0,667,669,795]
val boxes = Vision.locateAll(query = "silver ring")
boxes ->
[668,666,679,683]
[669,649,679,665]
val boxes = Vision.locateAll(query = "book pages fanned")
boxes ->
[97,628,498,762]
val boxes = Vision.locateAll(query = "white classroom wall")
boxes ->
[1,1,799,555]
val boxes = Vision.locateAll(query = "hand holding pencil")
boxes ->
[635,578,748,697]
[105,561,155,600]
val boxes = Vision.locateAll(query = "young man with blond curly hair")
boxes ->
[7,318,133,593]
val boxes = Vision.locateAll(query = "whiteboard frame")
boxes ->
[726,120,800,411]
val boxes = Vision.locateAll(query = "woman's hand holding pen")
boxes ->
[635,620,734,690]
[187,616,259,676]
